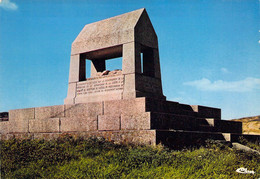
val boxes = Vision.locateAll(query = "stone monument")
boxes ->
[0,8,259,148]
[64,8,165,104]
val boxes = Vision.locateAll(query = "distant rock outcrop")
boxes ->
[231,115,260,134]
[0,112,8,121]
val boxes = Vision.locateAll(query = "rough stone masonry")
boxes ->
[0,8,259,147]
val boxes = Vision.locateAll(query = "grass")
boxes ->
[0,135,259,179]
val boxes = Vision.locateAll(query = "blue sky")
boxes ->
[0,0,259,119]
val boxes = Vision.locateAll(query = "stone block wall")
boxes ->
[1,97,254,145]
[0,99,150,139]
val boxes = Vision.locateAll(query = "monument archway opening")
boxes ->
[80,45,123,80]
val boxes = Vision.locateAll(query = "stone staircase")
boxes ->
[142,98,253,148]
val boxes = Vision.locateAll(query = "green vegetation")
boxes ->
[1,135,259,179]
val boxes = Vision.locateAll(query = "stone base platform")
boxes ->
[1,130,259,149]
[1,97,259,147]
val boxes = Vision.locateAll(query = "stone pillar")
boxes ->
[122,42,141,99]
[143,48,155,77]
[64,54,85,104]
[153,48,161,79]
[91,59,106,77]
[153,48,164,95]
[122,42,141,74]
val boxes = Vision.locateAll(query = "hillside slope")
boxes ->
[231,115,260,134]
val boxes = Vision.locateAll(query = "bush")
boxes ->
[0,136,259,178]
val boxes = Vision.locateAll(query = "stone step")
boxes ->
[120,111,235,133]
[150,112,198,131]
[155,130,227,149]
[204,118,242,133]
[222,133,260,143]
[150,112,242,133]
[155,130,258,148]
[198,125,215,132]
[145,98,221,119]
[190,105,221,119]
[150,112,218,132]
[145,98,196,116]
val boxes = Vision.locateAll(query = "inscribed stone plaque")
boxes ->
[76,75,124,96]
